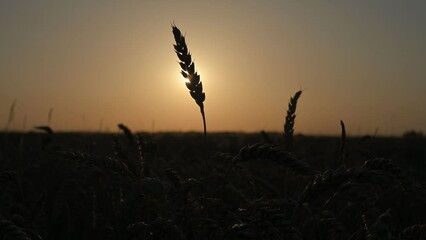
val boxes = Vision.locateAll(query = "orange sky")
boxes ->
[1,1,425,135]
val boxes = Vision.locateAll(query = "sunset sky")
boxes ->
[1,0,425,135]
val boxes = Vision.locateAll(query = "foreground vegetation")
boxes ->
[0,130,425,240]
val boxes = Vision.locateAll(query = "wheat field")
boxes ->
[0,25,425,240]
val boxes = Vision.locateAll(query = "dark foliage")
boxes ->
[0,131,425,240]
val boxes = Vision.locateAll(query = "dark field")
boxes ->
[0,131,425,239]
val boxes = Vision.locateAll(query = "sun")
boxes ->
[181,75,190,84]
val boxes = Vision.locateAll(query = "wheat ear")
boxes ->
[339,120,346,166]
[172,25,207,146]
[283,91,302,151]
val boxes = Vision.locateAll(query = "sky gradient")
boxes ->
[1,0,425,135]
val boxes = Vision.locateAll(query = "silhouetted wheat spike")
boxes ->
[283,91,302,151]
[118,123,134,145]
[172,25,207,146]
[339,120,346,166]
[235,142,317,176]
[34,126,53,150]
[34,126,54,134]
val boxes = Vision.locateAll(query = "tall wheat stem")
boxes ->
[200,107,207,146]
[172,24,208,165]
[283,91,302,151]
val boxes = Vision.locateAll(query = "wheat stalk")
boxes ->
[172,24,207,146]
[4,100,16,131]
[339,120,346,166]
[283,91,302,151]
[48,108,53,126]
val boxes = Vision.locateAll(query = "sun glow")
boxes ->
[181,76,190,83]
